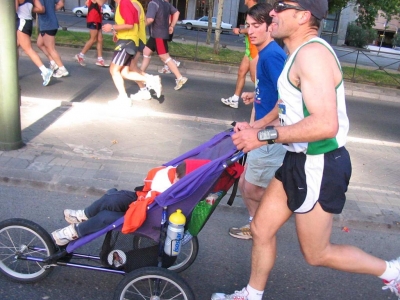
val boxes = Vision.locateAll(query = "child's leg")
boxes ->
[75,210,125,237]
[84,189,137,217]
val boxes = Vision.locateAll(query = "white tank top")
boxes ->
[277,37,349,155]
[17,0,34,20]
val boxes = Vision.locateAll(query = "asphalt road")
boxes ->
[0,185,399,299]
[18,55,400,144]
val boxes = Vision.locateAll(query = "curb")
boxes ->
[344,82,400,103]
[0,176,107,197]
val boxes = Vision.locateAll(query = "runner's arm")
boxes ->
[55,0,64,11]
[251,104,279,129]
[32,0,45,13]
[170,11,179,28]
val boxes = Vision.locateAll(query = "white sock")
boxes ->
[59,66,67,71]
[50,60,56,66]
[79,53,85,58]
[177,76,183,80]
[97,56,103,60]
[39,65,47,73]
[246,284,263,300]
[379,261,400,282]
[249,216,253,223]
[232,94,239,101]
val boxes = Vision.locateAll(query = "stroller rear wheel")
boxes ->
[0,218,56,283]
[114,266,195,300]
[133,235,199,273]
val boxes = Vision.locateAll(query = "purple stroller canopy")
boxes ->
[67,130,239,251]
[156,130,238,207]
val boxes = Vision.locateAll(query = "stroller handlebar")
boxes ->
[223,151,245,168]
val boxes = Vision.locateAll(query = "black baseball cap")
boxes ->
[293,0,328,20]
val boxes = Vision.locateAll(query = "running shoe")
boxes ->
[51,224,79,246]
[221,96,239,109]
[147,75,162,98]
[64,209,87,224]
[211,287,249,300]
[74,54,86,66]
[382,257,400,298]
[53,68,69,78]
[41,68,53,86]
[174,59,181,67]
[130,89,152,101]
[96,59,109,67]
[228,223,252,240]
[158,66,171,74]
[174,77,188,91]
[49,63,59,71]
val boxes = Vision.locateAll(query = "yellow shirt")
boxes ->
[114,0,139,42]
[131,0,147,47]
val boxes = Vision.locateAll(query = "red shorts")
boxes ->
[145,37,169,55]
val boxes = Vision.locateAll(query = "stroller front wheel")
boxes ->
[114,266,195,300]
[0,218,56,283]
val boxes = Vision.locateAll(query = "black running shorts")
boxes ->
[275,147,352,214]
[16,18,33,36]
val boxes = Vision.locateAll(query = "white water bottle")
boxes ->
[164,209,186,256]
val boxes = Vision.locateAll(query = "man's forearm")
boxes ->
[55,0,64,10]
[253,105,279,129]
[275,115,338,144]
[170,11,179,27]
[146,18,154,26]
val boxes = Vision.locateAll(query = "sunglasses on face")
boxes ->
[273,1,306,13]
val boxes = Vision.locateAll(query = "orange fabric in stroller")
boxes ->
[122,166,176,234]
[122,160,211,234]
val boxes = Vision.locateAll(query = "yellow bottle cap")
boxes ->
[169,209,186,225]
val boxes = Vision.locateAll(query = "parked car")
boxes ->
[72,4,114,20]
[179,16,232,33]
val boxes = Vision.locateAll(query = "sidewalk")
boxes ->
[2,46,400,231]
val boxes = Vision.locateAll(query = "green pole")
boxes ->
[0,1,23,150]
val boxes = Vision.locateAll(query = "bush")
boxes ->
[345,22,377,48]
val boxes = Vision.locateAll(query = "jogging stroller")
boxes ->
[0,129,244,300]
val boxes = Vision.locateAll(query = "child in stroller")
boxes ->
[52,159,210,246]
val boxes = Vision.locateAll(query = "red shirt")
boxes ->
[86,0,102,24]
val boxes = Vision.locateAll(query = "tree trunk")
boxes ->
[206,0,214,44]
[213,0,224,54]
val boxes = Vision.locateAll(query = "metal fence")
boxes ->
[167,26,400,88]
[335,46,400,88]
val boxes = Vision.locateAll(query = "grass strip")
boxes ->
[32,30,400,88]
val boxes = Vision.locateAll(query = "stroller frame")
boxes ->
[0,130,243,299]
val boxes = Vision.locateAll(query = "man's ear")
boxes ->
[298,11,311,25]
